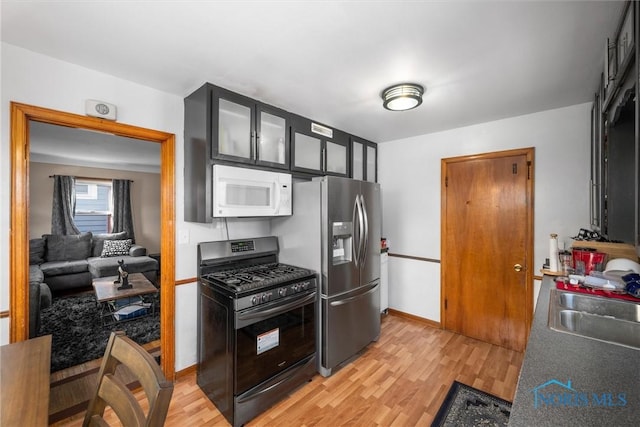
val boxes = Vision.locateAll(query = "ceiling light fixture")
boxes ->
[381,83,425,111]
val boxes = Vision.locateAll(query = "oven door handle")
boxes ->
[236,292,316,325]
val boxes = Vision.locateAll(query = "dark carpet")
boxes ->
[431,381,512,427]
[38,292,160,373]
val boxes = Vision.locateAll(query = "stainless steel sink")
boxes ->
[548,288,640,350]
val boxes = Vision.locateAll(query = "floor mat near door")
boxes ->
[431,381,512,427]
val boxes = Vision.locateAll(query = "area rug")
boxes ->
[38,292,160,372]
[431,381,512,427]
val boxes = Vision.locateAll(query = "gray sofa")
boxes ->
[29,231,158,337]
[29,231,158,296]
[29,264,52,338]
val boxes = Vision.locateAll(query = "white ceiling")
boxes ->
[29,121,161,173]
[2,1,625,145]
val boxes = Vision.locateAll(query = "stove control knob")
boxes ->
[279,288,287,297]
[251,296,259,305]
[293,284,300,292]
[301,281,309,290]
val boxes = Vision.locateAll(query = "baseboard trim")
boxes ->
[388,253,440,263]
[176,362,197,379]
[388,308,441,329]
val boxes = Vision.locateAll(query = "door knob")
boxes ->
[514,264,523,272]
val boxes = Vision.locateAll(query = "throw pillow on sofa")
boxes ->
[91,231,128,257]
[43,232,92,261]
[101,239,132,257]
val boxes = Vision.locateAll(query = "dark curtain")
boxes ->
[51,175,81,235]
[112,179,135,242]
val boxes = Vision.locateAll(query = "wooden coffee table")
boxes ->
[92,273,159,324]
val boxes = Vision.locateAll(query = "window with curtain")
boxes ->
[73,180,113,234]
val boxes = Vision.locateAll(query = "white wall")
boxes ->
[0,42,591,367]
[0,43,271,370]
[379,103,591,321]
[29,162,162,253]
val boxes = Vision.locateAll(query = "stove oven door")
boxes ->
[234,291,316,395]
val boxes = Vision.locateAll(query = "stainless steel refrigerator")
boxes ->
[272,176,381,377]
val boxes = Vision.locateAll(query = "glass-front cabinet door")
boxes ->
[293,132,322,171]
[291,115,349,177]
[326,140,348,175]
[350,137,377,182]
[256,105,289,169]
[211,86,289,169]
[366,144,377,182]
[216,95,254,162]
[351,140,364,180]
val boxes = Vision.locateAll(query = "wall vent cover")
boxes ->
[311,122,333,138]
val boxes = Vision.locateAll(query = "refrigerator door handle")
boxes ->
[356,194,366,266]
[361,194,369,265]
[352,196,360,267]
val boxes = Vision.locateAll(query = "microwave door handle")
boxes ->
[273,182,281,215]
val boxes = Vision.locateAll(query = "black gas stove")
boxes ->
[197,237,317,427]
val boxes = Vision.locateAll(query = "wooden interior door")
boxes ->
[441,148,534,352]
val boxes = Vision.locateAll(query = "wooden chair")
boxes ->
[82,331,173,427]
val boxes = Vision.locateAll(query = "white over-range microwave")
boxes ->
[212,164,292,217]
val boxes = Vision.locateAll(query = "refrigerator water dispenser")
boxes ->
[332,222,353,265]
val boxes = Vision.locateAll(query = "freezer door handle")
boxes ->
[329,283,378,307]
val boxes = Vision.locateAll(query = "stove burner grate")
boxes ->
[203,263,312,292]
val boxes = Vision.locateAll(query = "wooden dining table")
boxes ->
[0,335,51,426]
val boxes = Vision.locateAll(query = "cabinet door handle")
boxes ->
[252,131,259,161]
[514,264,523,272]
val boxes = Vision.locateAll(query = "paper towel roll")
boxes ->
[549,233,559,272]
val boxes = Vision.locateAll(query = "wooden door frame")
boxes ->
[9,102,176,380]
[440,147,535,342]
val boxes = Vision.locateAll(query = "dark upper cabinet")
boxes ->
[603,1,635,111]
[184,83,378,222]
[590,0,638,244]
[184,84,213,223]
[590,80,604,232]
[290,114,349,177]
[212,85,290,170]
[617,1,634,70]
[184,82,291,223]
[351,137,377,182]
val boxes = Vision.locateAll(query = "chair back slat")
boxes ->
[82,331,174,427]
[98,374,146,427]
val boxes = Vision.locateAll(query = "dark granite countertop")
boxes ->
[509,276,640,426]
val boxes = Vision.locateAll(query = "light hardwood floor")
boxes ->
[51,313,524,426]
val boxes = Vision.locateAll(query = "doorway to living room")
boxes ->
[29,122,162,374]
[9,102,176,380]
